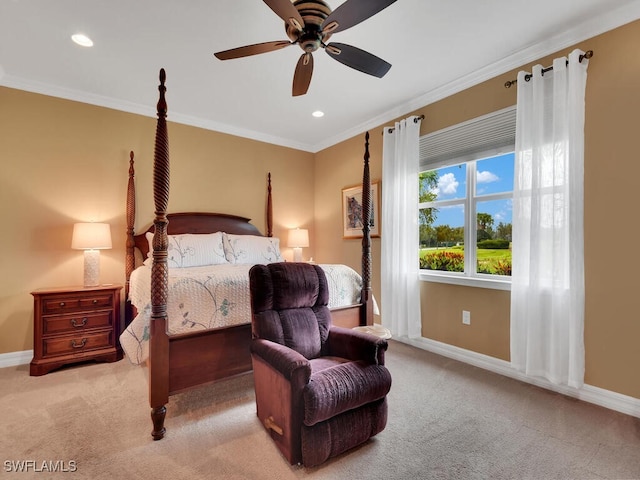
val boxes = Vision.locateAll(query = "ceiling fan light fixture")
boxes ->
[71,33,93,47]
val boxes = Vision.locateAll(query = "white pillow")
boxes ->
[222,233,284,264]
[145,231,227,268]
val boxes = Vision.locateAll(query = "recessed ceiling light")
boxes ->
[71,33,93,47]
[312,110,324,118]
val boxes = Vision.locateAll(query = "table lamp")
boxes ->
[288,228,309,262]
[72,222,112,287]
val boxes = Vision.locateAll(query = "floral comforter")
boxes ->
[120,263,371,364]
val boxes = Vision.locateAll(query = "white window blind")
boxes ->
[420,105,516,170]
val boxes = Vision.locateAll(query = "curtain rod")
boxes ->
[384,114,424,134]
[504,50,593,88]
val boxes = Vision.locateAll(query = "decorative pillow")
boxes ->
[222,233,284,264]
[145,231,227,268]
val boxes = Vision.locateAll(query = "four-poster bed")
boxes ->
[122,69,375,440]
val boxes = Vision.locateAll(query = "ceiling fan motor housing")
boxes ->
[286,0,333,50]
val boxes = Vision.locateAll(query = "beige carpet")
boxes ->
[1,340,639,479]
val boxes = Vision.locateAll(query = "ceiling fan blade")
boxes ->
[321,0,397,34]
[292,53,314,97]
[263,0,305,31]
[214,40,292,60]
[325,42,391,78]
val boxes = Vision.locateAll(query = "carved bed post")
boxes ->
[149,69,170,440]
[361,132,373,326]
[125,151,136,326]
[267,172,273,237]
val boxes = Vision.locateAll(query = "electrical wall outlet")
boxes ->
[462,310,471,325]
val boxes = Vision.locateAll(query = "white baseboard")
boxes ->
[0,350,33,369]
[396,336,640,419]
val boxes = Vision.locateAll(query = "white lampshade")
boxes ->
[287,228,309,248]
[72,223,112,250]
[288,228,309,262]
[72,223,112,287]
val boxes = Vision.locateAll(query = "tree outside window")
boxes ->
[419,153,514,277]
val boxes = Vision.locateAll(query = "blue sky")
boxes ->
[427,152,514,228]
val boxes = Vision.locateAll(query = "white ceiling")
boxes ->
[1,0,639,152]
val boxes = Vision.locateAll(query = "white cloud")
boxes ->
[477,170,499,183]
[436,173,459,196]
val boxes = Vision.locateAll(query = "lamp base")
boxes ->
[293,247,303,262]
[83,250,101,287]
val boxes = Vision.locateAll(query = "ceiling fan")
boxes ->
[214,0,397,96]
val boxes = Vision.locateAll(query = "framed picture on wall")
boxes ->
[342,181,380,239]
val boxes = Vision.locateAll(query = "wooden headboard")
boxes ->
[133,212,263,260]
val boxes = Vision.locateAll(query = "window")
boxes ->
[418,107,515,289]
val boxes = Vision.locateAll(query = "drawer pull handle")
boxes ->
[93,299,98,304]
[71,317,88,328]
[71,338,87,349]
[59,302,66,307]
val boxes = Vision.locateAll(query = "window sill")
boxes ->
[419,271,511,291]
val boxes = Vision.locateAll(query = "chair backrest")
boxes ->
[249,262,332,359]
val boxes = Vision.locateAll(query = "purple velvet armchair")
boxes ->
[248,262,392,467]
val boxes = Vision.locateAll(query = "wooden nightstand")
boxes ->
[30,284,123,376]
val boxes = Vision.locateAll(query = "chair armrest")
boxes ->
[325,326,388,365]
[250,338,311,383]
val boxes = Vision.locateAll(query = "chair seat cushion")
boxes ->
[303,361,392,426]
[309,355,347,374]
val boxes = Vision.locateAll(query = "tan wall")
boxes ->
[314,20,640,399]
[0,88,314,354]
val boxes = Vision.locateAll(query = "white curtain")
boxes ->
[510,49,588,388]
[381,116,422,338]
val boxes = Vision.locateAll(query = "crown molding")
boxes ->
[0,73,315,152]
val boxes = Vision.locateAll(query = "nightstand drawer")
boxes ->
[43,330,113,357]
[43,311,113,335]
[41,293,114,314]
